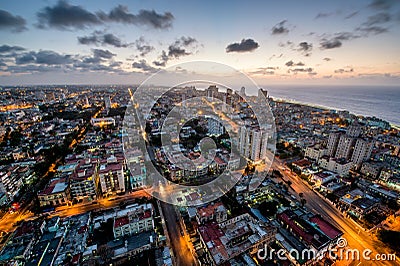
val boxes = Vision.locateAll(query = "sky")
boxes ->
[0,0,400,86]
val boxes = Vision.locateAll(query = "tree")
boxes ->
[97,245,114,263]
[259,200,279,217]
[300,198,307,207]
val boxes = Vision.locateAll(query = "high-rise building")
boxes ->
[238,126,269,161]
[105,95,112,110]
[240,86,246,97]
[226,88,233,105]
[206,85,218,98]
[335,135,355,159]
[207,116,224,136]
[327,131,342,157]
[258,88,268,99]
[351,138,373,166]
[347,123,361,137]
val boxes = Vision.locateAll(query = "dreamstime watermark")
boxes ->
[122,61,276,206]
[257,237,397,262]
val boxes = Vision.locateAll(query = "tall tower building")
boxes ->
[327,131,342,157]
[347,124,361,137]
[105,95,112,110]
[335,135,355,159]
[240,87,246,97]
[238,126,269,161]
[351,138,373,166]
[226,88,232,105]
[258,88,268,99]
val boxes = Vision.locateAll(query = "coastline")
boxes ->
[270,96,400,130]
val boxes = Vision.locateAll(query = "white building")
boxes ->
[335,135,355,159]
[238,126,269,162]
[351,138,373,166]
[98,156,125,196]
[113,203,154,238]
[305,145,327,161]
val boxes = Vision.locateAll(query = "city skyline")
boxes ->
[1,0,400,86]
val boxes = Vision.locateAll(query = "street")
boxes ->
[160,201,196,266]
[272,159,399,266]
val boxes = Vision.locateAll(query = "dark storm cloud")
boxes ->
[36,0,101,29]
[132,59,159,73]
[78,31,130,48]
[36,1,174,30]
[16,50,74,65]
[153,36,199,66]
[97,5,174,29]
[0,45,25,54]
[0,9,27,32]
[271,20,289,35]
[285,60,305,67]
[225,38,259,53]
[135,37,154,57]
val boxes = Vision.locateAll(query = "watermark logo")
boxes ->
[122,61,276,206]
[257,237,397,262]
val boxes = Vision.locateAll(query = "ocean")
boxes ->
[262,85,400,127]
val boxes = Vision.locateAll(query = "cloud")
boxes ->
[285,60,305,67]
[248,67,277,75]
[320,39,342,49]
[334,67,354,73]
[132,59,159,73]
[78,31,130,48]
[225,38,259,53]
[368,0,397,10]
[298,42,312,56]
[36,1,174,30]
[323,57,332,61]
[0,9,27,32]
[0,45,25,54]
[315,12,333,19]
[134,37,154,57]
[6,64,63,74]
[268,53,283,60]
[153,36,199,66]
[92,49,115,59]
[345,11,359,19]
[320,32,359,49]
[16,50,74,65]
[97,5,174,29]
[288,67,314,73]
[355,12,391,35]
[36,0,101,30]
[271,20,289,35]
